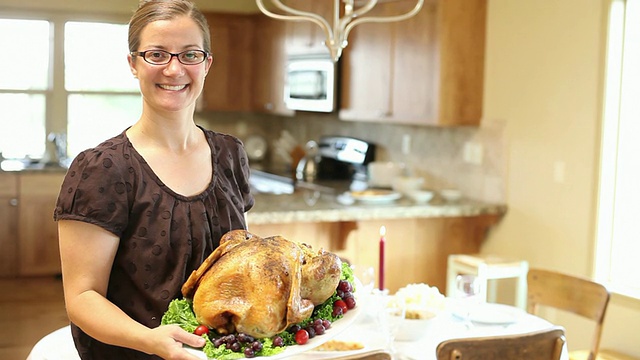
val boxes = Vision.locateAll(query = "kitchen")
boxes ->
[0,0,638,359]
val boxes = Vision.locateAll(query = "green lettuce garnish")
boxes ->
[161,298,199,333]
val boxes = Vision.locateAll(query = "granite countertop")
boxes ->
[247,189,508,225]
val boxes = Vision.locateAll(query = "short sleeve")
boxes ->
[54,147,131,237]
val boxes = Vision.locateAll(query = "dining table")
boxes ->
[27,298,568,360]
[295,297,569,360]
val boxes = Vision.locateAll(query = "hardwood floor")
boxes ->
[0,276,69,360]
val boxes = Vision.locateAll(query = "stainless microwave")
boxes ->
[284,54,336,113]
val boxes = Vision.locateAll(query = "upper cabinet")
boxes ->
[339,0,487,126]
[283,0,333,55]
[200,14,255,112]
[251,15,293,116]
[202,0,486,126]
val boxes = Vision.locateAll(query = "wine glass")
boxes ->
[350,264,375,294]
[303,189,321,206]
[375,294,406,356]
[454,274,483,328]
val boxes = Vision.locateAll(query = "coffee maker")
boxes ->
[315,136,375,181]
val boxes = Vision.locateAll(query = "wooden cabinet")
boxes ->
[18,173,64,276]
[0,172,64,277]
[283,0,333,54]
[340,0,487,126]
[249,214,501,294]
[251,15,293,115]
[200,14,255,112]
[0,173,19,276]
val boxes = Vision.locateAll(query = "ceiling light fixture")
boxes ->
[255,0,425,62]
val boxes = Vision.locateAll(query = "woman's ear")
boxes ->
[204,55,213,76]
[128,53,138,78]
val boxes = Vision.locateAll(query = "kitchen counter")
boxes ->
[248,189,506,292]
[248,190,507,225]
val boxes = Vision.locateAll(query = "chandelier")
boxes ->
[255,0,425,62]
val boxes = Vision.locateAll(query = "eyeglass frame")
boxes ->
[130,49,211,65]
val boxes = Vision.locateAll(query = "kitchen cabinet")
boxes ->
[0,173,19,276]
[340,0,487,126]
[248,214,501,294]
[0,172,64,277]
[283,0,333,54]
[18,173,64,276]
[200,13,255,112]
[251,15,294,115]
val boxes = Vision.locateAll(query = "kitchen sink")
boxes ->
[249,169,294,194]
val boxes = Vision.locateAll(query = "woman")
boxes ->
[54,1,254,359]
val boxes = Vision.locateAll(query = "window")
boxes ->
[0,19,49,159]
[64,21,140,158]
[595,0,640,299]
[0,16,141,164]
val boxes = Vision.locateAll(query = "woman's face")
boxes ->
[128,15,212,114]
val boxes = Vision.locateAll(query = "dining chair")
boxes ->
[527,268,611,360]
[435,326,566,360]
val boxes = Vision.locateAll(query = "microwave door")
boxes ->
[289,71,326,100]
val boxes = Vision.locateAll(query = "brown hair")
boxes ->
[128,0,211,54]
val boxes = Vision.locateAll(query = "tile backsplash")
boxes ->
[196,111,506,203]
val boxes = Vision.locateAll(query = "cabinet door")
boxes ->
[339,3,394,122]
[201,14,254,112]
[0,173,19,276]
[390,1,439,124]
[18,173,64,276]
[435,0,486,125]
[252,15,293,115]
[283,0,332,54]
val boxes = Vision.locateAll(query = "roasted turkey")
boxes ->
[181,230,342,338]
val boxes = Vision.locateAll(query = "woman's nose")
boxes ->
[163,56,185,76]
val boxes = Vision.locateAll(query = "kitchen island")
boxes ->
[248,190,506,294]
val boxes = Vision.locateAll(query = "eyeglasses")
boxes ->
[131,49,209,65]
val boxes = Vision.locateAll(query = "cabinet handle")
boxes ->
[9,198,18,206]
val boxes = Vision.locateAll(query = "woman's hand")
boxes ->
[149,324,206,360]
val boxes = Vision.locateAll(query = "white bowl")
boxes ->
[368,162,405,188]
[392,176,424,195]
[395,314,439,341]
[440,189,462,202]
[408,190,434,203]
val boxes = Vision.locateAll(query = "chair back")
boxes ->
[435,327,566,360]
[527,268,610,360]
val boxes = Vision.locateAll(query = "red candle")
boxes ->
[379,225,386,291]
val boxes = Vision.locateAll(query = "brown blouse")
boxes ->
[54,126,254,359]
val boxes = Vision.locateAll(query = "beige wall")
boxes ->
[483,0,639,356]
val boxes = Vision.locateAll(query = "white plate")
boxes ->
[350,190,402,204]
[186,280,363,359]
[452,303,524,325]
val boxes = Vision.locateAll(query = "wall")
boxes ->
[482,0,640,356]
[197,111,507,204]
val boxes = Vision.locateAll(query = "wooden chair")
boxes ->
[435,327,566,360]
[527,268,611,360]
